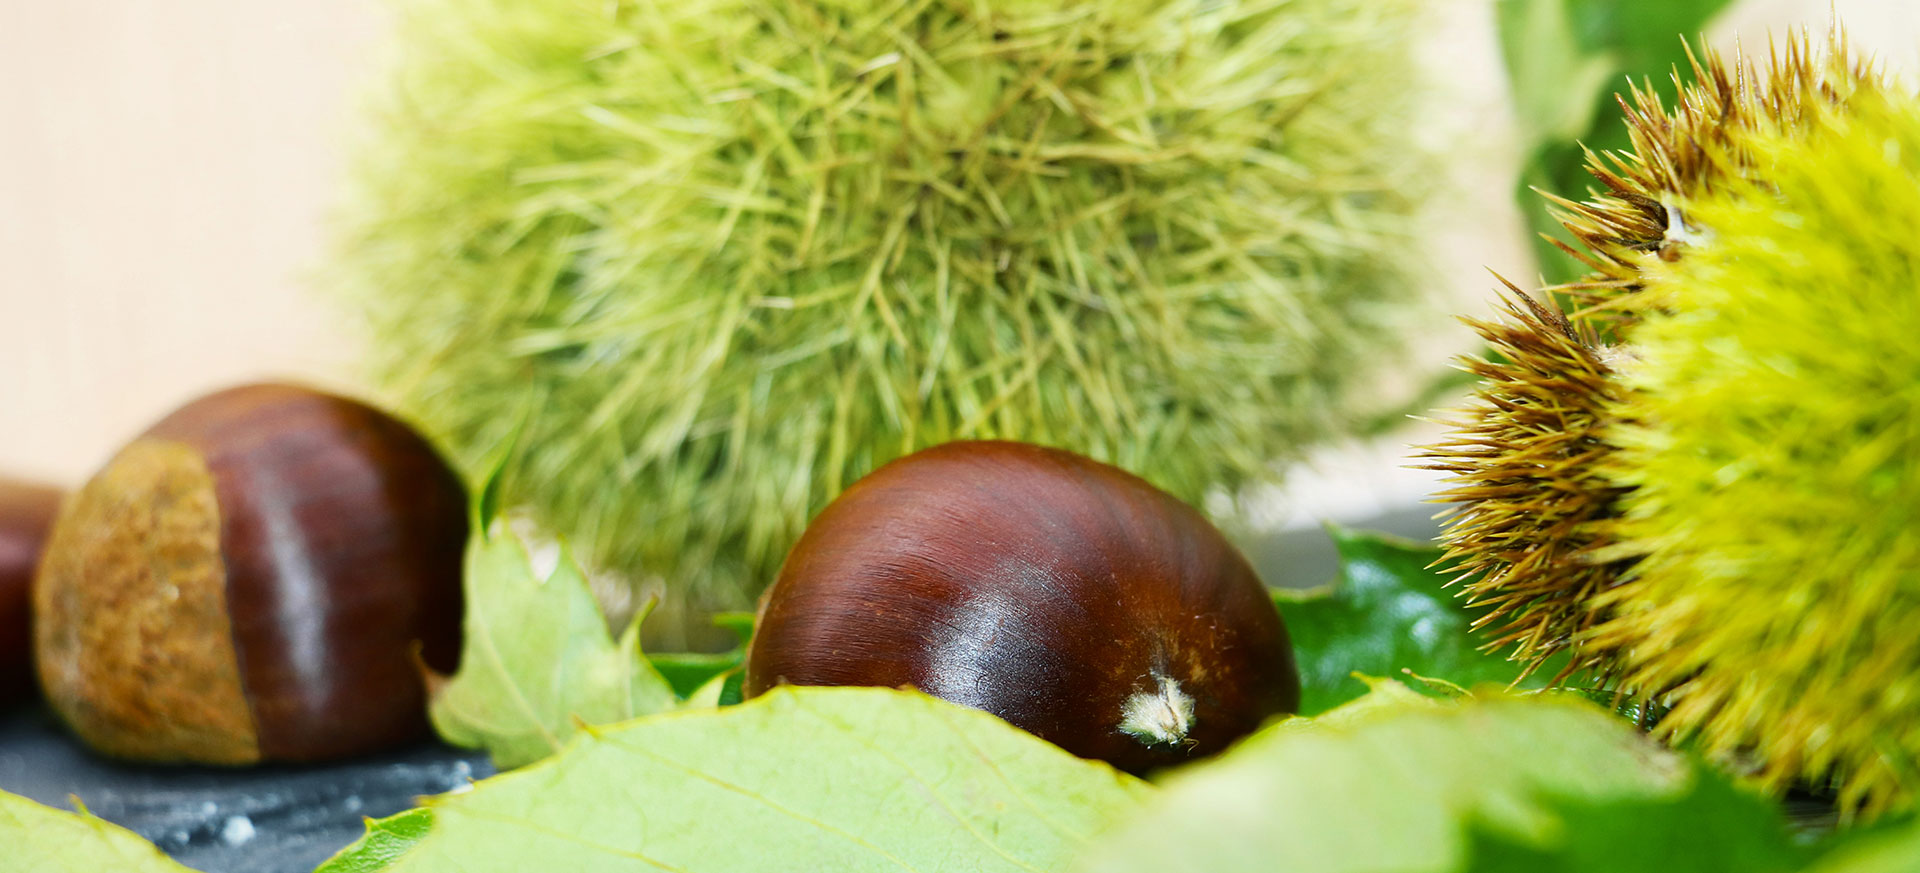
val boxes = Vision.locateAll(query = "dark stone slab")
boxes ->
[0,705,492,873]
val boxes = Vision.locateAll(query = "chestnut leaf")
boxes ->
[1800,817,1920,873]
[1074,686,1800,873]
[1275,525,1554,715]
[0,789,202,873]
[1458,773,1811,873]
[329,686,1152,873]
[645,611,753,698]
[423,525,678,770]
[314,808,433,873]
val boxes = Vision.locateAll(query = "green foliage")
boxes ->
[1076,686,1767,873]
[1461,776,1810,873]
[1803,816,1920,873]
[1277,525,1552,715]
[0,790,200,873]
[646,611,752,697]
[646,651,742,700]
[335,0,1429,624]
[1593,93,1920,815]
[9,680,1917,871]
[344,686,1152,872]
[426,523,678,769]
[316,809,433,873]
[1496,0,1733,280]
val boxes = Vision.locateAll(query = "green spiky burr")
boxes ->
[333,0,1428,632]
[1422,36,1877,682]
[1593,89,1920,817]
[1426,32,1920,817]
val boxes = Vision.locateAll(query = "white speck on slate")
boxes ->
[221,815,256,846]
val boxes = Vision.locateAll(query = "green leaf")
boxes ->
[466,396,532,533]
[1275,525,1547,715]
[646,611,754,698]
[1801,815,1920,873]
[348,686,1151,872]
[648,651,742,698]
[1495,0,1734,281]
[1560,0,1736,88]
[679,668,739,709]
[1497,0,1618,150]
[315,808,434,873]
[427,525,678,769]
[1462,770,1809,872]
[0,790,201,873]
[715,671,745,706]
[710,610,755,641]
[1074,686,1731,873]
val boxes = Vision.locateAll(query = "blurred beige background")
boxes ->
[0,0,381,484]
[1,0,1915,513]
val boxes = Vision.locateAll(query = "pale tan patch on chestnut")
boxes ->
[35,439,260,764]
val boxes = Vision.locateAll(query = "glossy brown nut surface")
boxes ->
[35,384,467,763]
[0,478,62,705]
[745,440,1299,773]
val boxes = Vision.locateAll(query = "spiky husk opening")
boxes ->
[1545,36,1878,324]
[334,0,1427,634]
[1425,31,1919,817]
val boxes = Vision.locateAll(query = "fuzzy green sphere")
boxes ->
[1424,36,1920,817]
[336,0,1423,626]
[1595,93,1920,816]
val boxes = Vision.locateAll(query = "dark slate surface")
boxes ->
[0,706,493,873]
[0,510,1440,872]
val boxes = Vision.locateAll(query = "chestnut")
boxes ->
[744,440,1299,773]
[34,383,467,764]
[0,477,62,705]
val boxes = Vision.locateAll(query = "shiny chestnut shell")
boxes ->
[0,478,62,705]
[745,440,1299,773]
[34,384,467,763]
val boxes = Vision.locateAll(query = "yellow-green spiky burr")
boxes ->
[332,0,1430,637]
[1592,90,1920,817]
[1425,31,1920,817]
[1427,35,1878,679]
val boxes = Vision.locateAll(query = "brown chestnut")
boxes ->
[34,384,467,764]
[0,477,62,705]
[744,440,1299,773]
